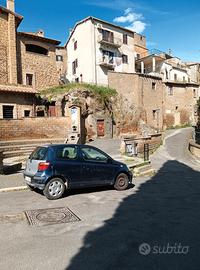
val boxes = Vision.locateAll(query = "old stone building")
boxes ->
[135,50,199,127]
[0,0,66,119]
[16,31,61,90]
[108,71,164,133]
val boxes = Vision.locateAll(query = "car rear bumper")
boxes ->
[24,173,46,190]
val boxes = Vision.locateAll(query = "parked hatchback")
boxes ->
[23,144,133,200]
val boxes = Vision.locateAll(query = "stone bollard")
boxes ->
[0,150,3,174]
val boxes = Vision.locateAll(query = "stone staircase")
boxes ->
[0,138,65,173]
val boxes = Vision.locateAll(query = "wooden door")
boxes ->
[97,120,105,137]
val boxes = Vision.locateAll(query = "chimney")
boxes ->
[36,30,45,37]
[7,0,15,12]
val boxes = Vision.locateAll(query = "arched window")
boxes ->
[25,44,48,55]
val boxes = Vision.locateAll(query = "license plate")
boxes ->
[25,176,31,183]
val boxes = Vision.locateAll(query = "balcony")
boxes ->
[98,35,122,48]
[99,55,115,69]
[136,65,163,78]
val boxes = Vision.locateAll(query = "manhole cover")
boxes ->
[24,207,80,226]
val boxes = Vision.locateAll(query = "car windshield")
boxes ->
[29,147,48,160]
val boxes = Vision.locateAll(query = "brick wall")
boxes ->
[0,117,70,140]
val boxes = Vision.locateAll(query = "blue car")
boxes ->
[23,144,133,200]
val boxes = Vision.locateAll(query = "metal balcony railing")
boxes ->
[99,55,115,68]
[98,35,122,48]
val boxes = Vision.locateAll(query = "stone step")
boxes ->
[0,144,37,152]
[134,169,155,177]
[134,164,152,173]
[0,138,65,147]
[3,149,33,159]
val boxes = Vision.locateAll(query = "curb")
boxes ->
[0,186,28,193]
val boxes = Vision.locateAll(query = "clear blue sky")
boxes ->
[1,0,200,62]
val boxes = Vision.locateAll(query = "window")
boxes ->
[29,147,48,160]
[25,44,48,55]
[183,76,185,82]
[26,73,33,86]
[74,41,77,50]
[56,146,77,160]
[123,34,128,44]
[24,110,30,117]
[193,89,197,98]
[56,55,63,61]
[3,105,14,119]
[81,147,108,163]
[152,110,157,120]
[165,69,168,79]
[136,53,140,60]
[122,54,128,64]
[72,59,78,75]
[102,29,114,43]
[152,82,156,90]
[168,86,173,95]
[174,74,177,81]
[102,50,114,63]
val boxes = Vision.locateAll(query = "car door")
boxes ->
[53,145,83,188]
[80,146,115,187]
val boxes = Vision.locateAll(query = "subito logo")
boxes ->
[139,243,151,255]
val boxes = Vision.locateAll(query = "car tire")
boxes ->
[43,178,66,200]
[114,173,129,191]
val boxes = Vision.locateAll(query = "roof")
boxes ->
[18,32,61,45]
[65,16,137,46]
[0,6,23,27]
[0,85,37,94]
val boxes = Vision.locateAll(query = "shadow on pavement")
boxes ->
[66,160,200,270]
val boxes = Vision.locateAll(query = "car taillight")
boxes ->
[38,162,50,171]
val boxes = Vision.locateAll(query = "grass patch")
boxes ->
[39,83,117,103]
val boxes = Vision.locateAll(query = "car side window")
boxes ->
[56,146,77,160]
[81,147,108,163]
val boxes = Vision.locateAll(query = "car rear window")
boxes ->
[29,147,48,160]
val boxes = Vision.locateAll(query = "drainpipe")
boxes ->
[93,20,97,85]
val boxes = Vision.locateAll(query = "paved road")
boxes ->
[1,128,200,270]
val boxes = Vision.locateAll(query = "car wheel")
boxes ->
[114,173,129,191]
[43,178,66,200]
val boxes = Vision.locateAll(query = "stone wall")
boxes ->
[0,92,35,119]
[0,117,70,140]
[17,35,60,90]
[8,12,18,84]
[189,140,200,159]
[108,71,164,135]
[164,84,198,127]
[0,12,9,84]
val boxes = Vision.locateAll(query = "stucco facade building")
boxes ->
[66,16,147,85]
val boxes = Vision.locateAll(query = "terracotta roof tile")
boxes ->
[0,85,37,94]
